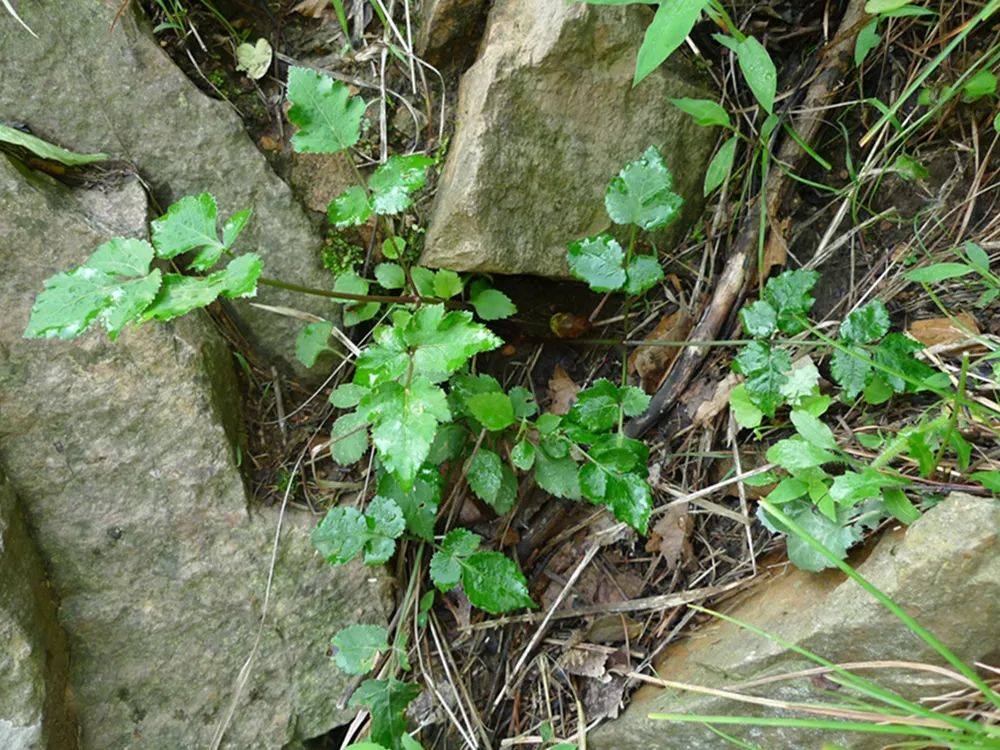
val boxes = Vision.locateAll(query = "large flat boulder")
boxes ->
[0,2,332,376]
[589,493,1000,749]
[0,157,390,749]
[420,0,717,278]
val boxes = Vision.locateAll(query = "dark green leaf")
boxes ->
[882,487,921,524]
[363,496,406,564]
[831,345,873,398]
[854,19,881,67]
[466,392,515,431]
[534,449,581,499]
[762,269,819,333]
[840,300,890,343]
[620,386,651,417]
[467,449,504,504]
[509,386,538,418]
[736,36,777,113]
[348,679,421,750]
[461,552,535,614]
[377,465,441,540]
[873,333,935,392]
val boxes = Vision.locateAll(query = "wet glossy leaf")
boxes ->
[840,300,890,343]
[348,679,421,750]
[567,234,626,292]
[287,66,365,153]
[461,551,535,614]
[604,146,682,231]
[429,528,481,591]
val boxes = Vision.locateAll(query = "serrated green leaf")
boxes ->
[790,410,838,451]
[429,528,481,591]
[668,97,731,128]
[141,254,262,322]
[24,238,161,340]
[739,299,777,338]
[221,208,252,251]
[296,320,333,367]
[569,379,621,432]
[766,436,837,472]
[432,269,463,299]
[604,146,683,231]
[905,263,975,283]
[625,254,664,295]
[729,383,763,428]
[330,411,370,464]
[409,266,436,297]
[466,392,515,431]
[362,378,450,488]
[0,123,107,165]
[469,281,517,320]
[331,624,388,675]
[374,262,406,290]
[150,193,223,265]
[312,506,367,564]
[368,154,435,215]
[830,346,872,398]
[377,464,441,540]
[363,495,406,564]
[511,440,536,470]
[403,306,503,383]
[736,36,777,113]
[461,551,535,614]
[634,0,706,85]
[762,269,819,334]
[467,449,504,502]
[509,386,538,418]
[287,66,365,154]
[782,505,858,571]
[348,679,421,750]
[873,333,935,392]
[840,300,890,343]
[328,186,374,228]
[704,135,738,195]
[534,448,581,499]
[334,270,380,326]
[734,341,791,417]
[567,234,626,292]
[620,386,651,417]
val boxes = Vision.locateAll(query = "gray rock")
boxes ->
[0,472,74,750]
[420,0,716,279]
[0,157,390,749]
[589,493,1000,749]
[0,2,334,376]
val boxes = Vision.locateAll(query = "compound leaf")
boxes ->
[312,506,367,565]
[429,528,481,591]
[830,346,872,398]
[348,679,421,750]
[840,300,890,343]
[363,495,406,564]
[625,253,664,295]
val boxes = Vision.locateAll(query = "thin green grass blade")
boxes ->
[705,724,765,749]
[760,500,1000,711]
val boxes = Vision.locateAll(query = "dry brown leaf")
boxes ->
[547,363,579,415]
[628,309,692,394]
[584,675,626,721]
[586,615,643,644]
[556,646,608,679]
[644,503,693,570]
[291,0,332,17]
[689,372,739,426]
[908,313,980,348]
[759,215,790,283]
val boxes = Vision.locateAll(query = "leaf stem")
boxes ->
[258,275,462,309]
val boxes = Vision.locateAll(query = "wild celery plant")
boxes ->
[22,66,675,749]
[650,498,1000,749]
[727,268,1000,571]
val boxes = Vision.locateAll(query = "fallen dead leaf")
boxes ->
[546,363,580,415]
[629,309,692,394]
[644,503,693,571]
[759,215,790,283]
[291,0,332,18]
[584,674,626,721]
[586,614,643,644]
[908,313,980,348]
[690,372,739,426]
[556,646,609,679]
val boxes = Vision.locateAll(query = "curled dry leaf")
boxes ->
[629,309,692,394]
[689,372,739,426]
[908,312,980,348]
[555,646,609,679]
[546,363,580,415]
[291,0,333,18]
[644,502,693,571]
[584,673,627,721]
